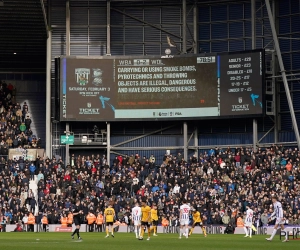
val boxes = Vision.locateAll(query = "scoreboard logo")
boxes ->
[92,68,103,86]
[79,102,100,115]
[75,68,90,86]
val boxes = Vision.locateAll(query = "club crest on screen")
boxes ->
[75,68,90,86]
[92,68,103,86]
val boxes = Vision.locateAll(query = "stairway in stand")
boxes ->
[16,92,46,148]
[29,175,39,216]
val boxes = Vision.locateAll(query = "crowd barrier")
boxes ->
[1,224,299,237]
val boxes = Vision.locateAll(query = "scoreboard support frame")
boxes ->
[265,0,300,150]
[251,0,257,152]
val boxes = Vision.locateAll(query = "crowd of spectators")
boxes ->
[0,78,299,230]
[0,80,41,156]
[0,145,300,231]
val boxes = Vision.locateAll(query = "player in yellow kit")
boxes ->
[104,202,115,238]
[150,203,158,236]
[189,208,207,237]
[139,199,151,241]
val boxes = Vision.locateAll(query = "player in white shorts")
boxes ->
[132,202,141,238]
[244,205,254,238]
[266,196,288,242]
[179,199,190,239]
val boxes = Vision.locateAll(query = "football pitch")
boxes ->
[0,233,298,250]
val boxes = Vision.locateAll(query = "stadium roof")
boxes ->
[0,0,47,71]
[0,0,246,71]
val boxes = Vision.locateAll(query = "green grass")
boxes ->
[0,232,298,250]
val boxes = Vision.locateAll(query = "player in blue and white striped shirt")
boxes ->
[132,202,141,239]
[266,196,288,242]
[179,199,190,239]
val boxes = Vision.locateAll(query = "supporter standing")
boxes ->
[29,163,36,181]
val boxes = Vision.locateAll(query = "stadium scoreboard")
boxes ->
[56,49,264,121]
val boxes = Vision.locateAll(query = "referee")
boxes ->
[71,199,83,240]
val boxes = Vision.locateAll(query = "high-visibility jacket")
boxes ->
[67,213,73,224]
[87,213,96,225]
[28,214,35,225]
[237,217,244,227]
[162,218,169,227]
[231,209,237,218]
[41,216,48,225]
[96,214,104,225]
[61,217,68,227]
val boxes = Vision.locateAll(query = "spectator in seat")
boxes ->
[25,128,33,137]
[1,145,8,157]
[12,136,18,148]
[0,216,7,232]
[15,109,22,122]
[260,209,269,226]
[222,212,230,225]
[6,137,13,148]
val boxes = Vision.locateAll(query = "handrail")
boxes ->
[71,133,107,144]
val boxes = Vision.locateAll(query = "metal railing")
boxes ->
[73,133,107,145]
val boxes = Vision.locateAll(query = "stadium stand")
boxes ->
[0,145,300,231]
[1,0,300,236]
[0,82,299,232]
[0,80,40,223]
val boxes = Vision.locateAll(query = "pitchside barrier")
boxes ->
[2,224,300,238]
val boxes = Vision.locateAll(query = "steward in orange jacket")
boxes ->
[86,211,96,232]
[60,214,68,227]
[67,212,73,227]
[236,216,244,227]
[162,217,169,233]
[96,213,104,232]
[41,215,48,232]
[27,213,35,232]
[162,217,169,227]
